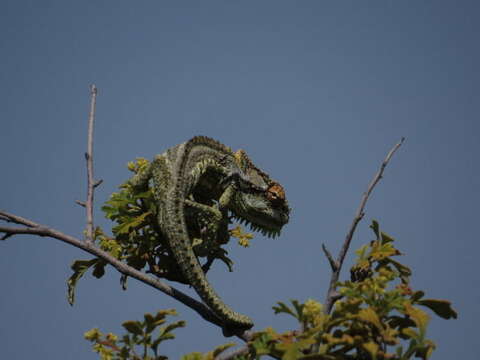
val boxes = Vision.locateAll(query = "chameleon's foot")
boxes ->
[221,322,253,337]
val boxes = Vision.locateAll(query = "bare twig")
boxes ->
[85,84,97,244]
[75,200,86,207]
[0,209,252,341]
[322,244,338,272]
[323,137,404,314]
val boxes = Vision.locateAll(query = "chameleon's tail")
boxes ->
[165,220,254,329]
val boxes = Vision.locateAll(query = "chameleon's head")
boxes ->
[229,150,290,238]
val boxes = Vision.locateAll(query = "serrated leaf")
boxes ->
[160,320,186,336]
[114,212,151,235]
[154,309,178,320]
[180,353,203,360]
[273,301,297,320]
[212,343,236,357]
[67,258,98,305]
[291,300,305,321]
[122,321,143,336]
[417,299,457,319]
[369,242,399,261]
[357,307,383,330]
[403,303,429,333]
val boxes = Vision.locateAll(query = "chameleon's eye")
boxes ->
[266,183,286,204]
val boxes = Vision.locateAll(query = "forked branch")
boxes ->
[323,137,405,314]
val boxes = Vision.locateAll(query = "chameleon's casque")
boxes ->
[129,136,290,329]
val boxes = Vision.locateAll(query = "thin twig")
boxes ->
[323,137,405,314]
[85,84,97,244]
[0,210,252,342]
[322,244,338,272]
[75,200,86,207]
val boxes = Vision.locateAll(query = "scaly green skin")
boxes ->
[129,136,289,329]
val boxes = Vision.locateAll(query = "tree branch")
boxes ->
[0,210,252,341]
[85,84,98,244]
[323,137,405,314]
[216,345,251,360]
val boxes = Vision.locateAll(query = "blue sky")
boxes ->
[1,1,478,358]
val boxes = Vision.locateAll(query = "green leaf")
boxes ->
[387,258,412,280]
[362,341,379,359]
[122,321,144,336]
[84,328,102,341]
[120,274,128,290]
[291,300,305,322]
[417,299,458,319]
[370,220,380,240]
[154,309,178,320]
[181,353,203,360]
[357,307,383,331]
[144,313,156,333]
[273,301,298,320]
[67,259,98,305]
[160,320,186,338]
[212,343,236,357]
[113,212,151,235]
[92,260,106,278]
[411,291,425,302]
[414,339,436,359]
[402,327,420,340]
[380,231,395,244]
[403,303,429,334]
[355,244,370,261]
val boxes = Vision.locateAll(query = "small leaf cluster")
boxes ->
[242,221,456,360]
[84,309,185,360]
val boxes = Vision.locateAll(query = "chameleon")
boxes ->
[128,136,290,330]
